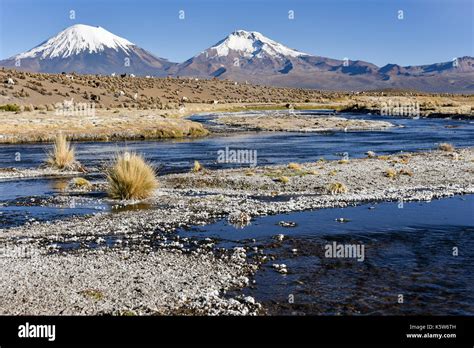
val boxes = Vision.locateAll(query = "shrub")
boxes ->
[23,104,34,112]
[277,176,289,184]
[245,169,255,176]
[46,134,77,170]
[106,152,158,200]
[191,160,203,173]
[327,182,348,195]
[70,177,92,189]
[438,143,454,152]
[287,162,302,171]
[384,168,397,179]
[0,104,20,112]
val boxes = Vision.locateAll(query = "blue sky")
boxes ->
[0,0,472,66]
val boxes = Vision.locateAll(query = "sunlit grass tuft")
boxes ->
[107,152,158,200]
[70,177,92,190]
[327,182,348,195]
[46,133,77,170]
[384,168,398,179]
[191,160,203,173]
[287,162,302,171]
[276,176,289,184]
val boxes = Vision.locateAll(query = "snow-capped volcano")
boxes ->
[1,24,175,75]
[1,25,472,92]
[16,24,135,59]
[208,30,308,59]
[173,30,313,78]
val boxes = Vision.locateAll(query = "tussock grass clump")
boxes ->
[70,177,92,189]
[384,168,398,179]
[377,155,391,160]
[327,182,348,195]
[191,160,203,173]
[107,152,158,200]
[245,169,255,176]
[288,162,302,171]
[438,143,455,152]
[46,134,77,170]
[276,176,290,184]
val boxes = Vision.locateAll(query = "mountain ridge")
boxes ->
[1,24,472,93]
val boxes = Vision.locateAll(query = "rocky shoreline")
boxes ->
[0,148,473,315]
[0,167,82,180]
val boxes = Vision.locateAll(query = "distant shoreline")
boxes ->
[0,69,472,143]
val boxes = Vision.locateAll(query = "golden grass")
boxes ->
[384,168,398,179]
[277,176,290,184]
[106,152,158,200]
[438,143,455,152]
[245,169,255,176]
[288,162,302,171]
[46,133,76,170]
[192,160,203,173]
[70,177,92,189]
[327,182,348,195]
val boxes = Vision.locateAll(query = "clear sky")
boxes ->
[0,0,472,66]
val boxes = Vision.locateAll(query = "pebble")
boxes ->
[274,234,285,242]
[272,263,288,274]
[278,221,297,228]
